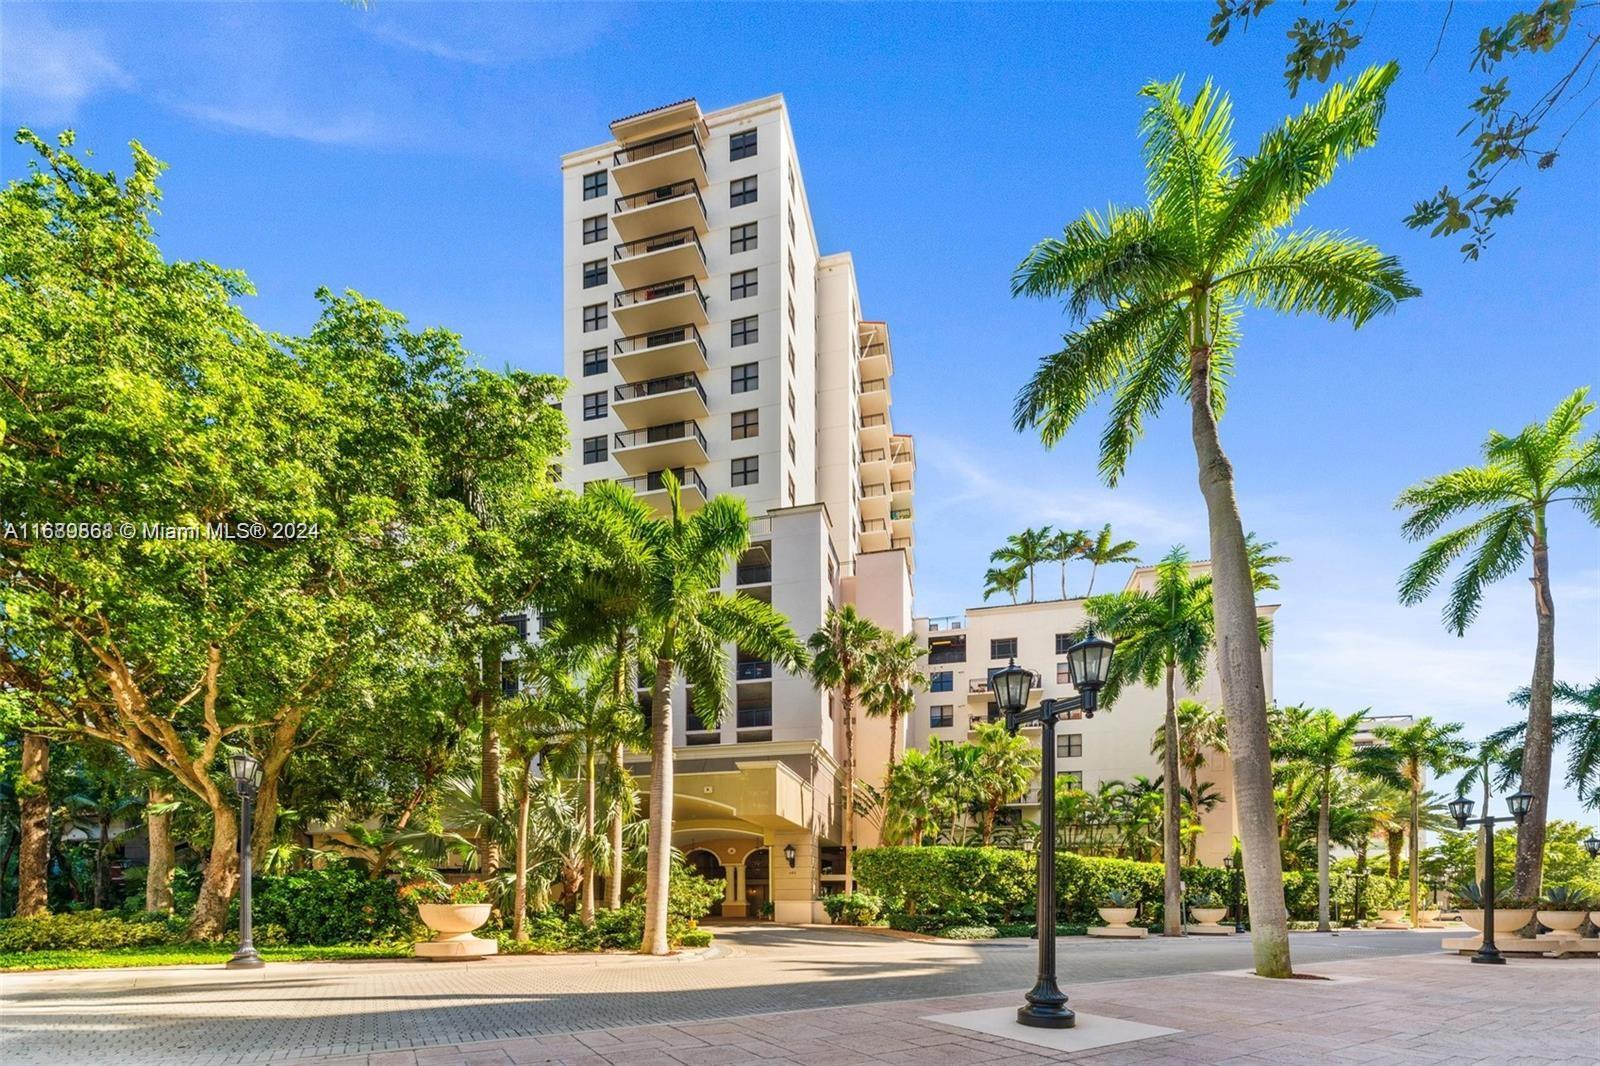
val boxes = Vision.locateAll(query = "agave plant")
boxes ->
[1102,888,1136,909]
[1539,885,1596,911]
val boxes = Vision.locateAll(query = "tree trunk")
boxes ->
[1408,786,1421,927]
[513,763,532,942]
[1316,780,1331,932]
[188,803,240,940]
[16,732,50,918]
[95,815,111,910]
[1161,665,1183,937]
[1187,330,1293,977]
[888,708,902,768]
[640,655,675,955]
[842,684,857,890]
[608,629,630,911]
[480,648,503,878]
[1086,565,1099,597]
[146,787,175,913]
[981,802,996,846]
[581,743,596,926]
[1387,833,1402,879]
[1514,529,1555,898]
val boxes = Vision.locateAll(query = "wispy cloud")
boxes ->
[0,7,131,123]
[180,102,390,148]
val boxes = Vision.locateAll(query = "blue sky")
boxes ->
[4,2,1597,822]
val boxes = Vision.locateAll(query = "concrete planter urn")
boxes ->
[1457,908,1536,935]
[415,903,496,961]
[1096,906,1138,928]
[1191,907,1228,926]
[1536,910,1587,937]
[1418,908,1442,925]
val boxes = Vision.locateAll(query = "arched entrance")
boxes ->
[685,849,727,917]
[745,847,770,918]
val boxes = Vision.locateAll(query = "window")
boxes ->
[787,431,796,461]
[788,341,796,372]
[732,409,759,440]
[582,215,606,244]
[787,386,796,417]
[731,222,757,253]
[1055,633,1073,654]
[991,638,1017,659]
[787,475,796,505]
[582,171,607,200]
[582,435,607,464]
[930,671,953,693]
[788,253,796,286]
[731,362,758,393]
[582,303,605,332]
[1056,662,1072,684]
[1059,770,1084,789]
[787,297,796,328]
[930,705,954,729]
[730,129,757,160]
[787,207,795,239]
[582,259,607,288]
[500,613,529,641]
[582,347,607,376]
[582,391,606,420]
[501,673,520,699]
[1057,733,1083,759]
[731,456,759,487]
[731,269,758,300]
[732,315,758,347]
[730,175,758,207]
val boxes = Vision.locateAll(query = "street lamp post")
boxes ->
[993,632,1114,1030]
[227,752,266,970]
[1584,834,1600,860]
[1223,855,1246,933]
[1447,790,1534,966]
[1352,867,1368,928]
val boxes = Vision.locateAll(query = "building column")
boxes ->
[723,862,748,918]
[769,832,819,924]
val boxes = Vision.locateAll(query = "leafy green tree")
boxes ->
[1397,388,1599,896]
[1011,67,1417,976]
[808,604,885,888]
[970,722,1041,846]
[1364,718,1472,925]
[991,527,1055,603]
[1080,523,1141,596]
[862,632,926,769]
[982,563,1026,605]
[1276,707,1369,930]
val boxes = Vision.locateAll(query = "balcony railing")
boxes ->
[862,518,888,532]
[928,648,967,664]
[926,615,965,631]
[891,480,912,494]
[861,483,887,497]
[969,671,1041,693]
[614,276,706,312]
[613,227,705,264]
[860,448,887,463]
[891,537,912,550]
[614,420,707,451]
[613,180,707,216]
[615,467,708,497]
[614,325,707,359]
[737,707,773,729]
[614,129,705,167]
[736,563,772,585]
[861,378,887,393]
[860,413,887,428]
[736,660,772,681]
[613,372,706,404]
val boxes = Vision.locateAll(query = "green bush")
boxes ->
[678,928,713,948]
[821,891,884,926]
[0,910,184,953]
[938,924,999,940]
[251,865,417,945]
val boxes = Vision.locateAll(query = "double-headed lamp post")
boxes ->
[227,752,266,970]
[1446,789,1533,966]
[992,632,1114,1030]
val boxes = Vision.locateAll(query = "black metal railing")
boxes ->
[615,467,708,497]
[614,276,706,312]
[613,179,707,217]
[737,707,773,729]
[613,373,706,405]
[613,227,705,264]
[614,420,707,451]
[736,660,772,681]
[613,325,706,360]
[736,563,772,585]
[612,129,705,169]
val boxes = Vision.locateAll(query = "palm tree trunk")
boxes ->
[16,732,50,918]
[842,685,857,890]
[1387,833,1402,879]
[888,708,902,768]
[1316,780,1331,932]
[145,787,175,913]
[480,647,503,879]
[609,741,625,909]
[1477,759,1490,889]
[641,655,675,955]
[1162,665,1183,937]
[1186,761,1202,865]
[1408,785,1421,927]
[1187,325,1292,977]
[1027,565,1035,603]
[581,743,597,926]
[513,762,532,942]
[1060,561,1068,600]
[1086,564,1099,596]
[1514,528,1555,898]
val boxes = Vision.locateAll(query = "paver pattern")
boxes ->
[2,925,1560,1065]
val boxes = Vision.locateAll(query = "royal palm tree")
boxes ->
[808,605,886,888]
[991,527,1055,603]
[1364,717,1471,927]
[1277,707,1369,931]
[1397,388,1599,896]
[1153,698,1230,862]
[983,563,1026,605]
[970,722,1041,845]
[1081,524,1141,596]
[1046,527,1091,599]
[1494,680,1600,812]
[1012,65,1416,975]
[861,632,926,769]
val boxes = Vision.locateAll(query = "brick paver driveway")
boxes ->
[0,925,1495,1065]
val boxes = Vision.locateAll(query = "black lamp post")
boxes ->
[1447,789,1533,965]
[1584,834,1600,860]
[1223,855,1246,933]
[227,752,265,970]
[1352,867,1368,928]
[994,632,1114,1030]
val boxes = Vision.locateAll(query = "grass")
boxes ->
[0,942,412,973]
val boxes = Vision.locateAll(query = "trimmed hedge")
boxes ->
[0,911,185,953]
[250,866,418,945]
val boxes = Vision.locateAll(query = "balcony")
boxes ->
[736,659,773,682]
[612,181,709,243]
[736,559,772,586]
[859,410,890,450]
[613,420,708,474]
[737,706,773,729]
[891,434,915,474]
[859,446,889,489]
[968,671,1042,700]
[612,227,708,288]
[861,517,890,553]
[613,372,708,429]
[610,129,709,197]
[859,376,889,417]
[613,326,707,380]
[613,276,708,335]
[614,467,707,513]
[858,321,892,381]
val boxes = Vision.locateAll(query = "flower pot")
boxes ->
[1418,908,1441,925]
[415,903,496,960]
[1458,907,1534,935]
[1096,907,1137,928]
[1378,909,1408,925]
[1191,907,1228,926]
[1537,910,1587,936]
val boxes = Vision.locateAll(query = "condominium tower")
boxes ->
[559,96,914,921]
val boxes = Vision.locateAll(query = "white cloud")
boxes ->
[180,102,388,148]
[0,7,131,122]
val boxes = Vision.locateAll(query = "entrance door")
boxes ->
[744,847,770,917]
[685,849,726,917]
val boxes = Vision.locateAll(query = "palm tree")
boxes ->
[629,473,806,955]
[807,604,886,889]
[991,527,1054,603]
[982,563,1026,605]
[1277,707,1368,931]
[970,722,1041,845]
[1494,679,1600,812]
[1012,66,1416,976]
[1046,527,1091,599]
[1396,388,1599,897]
[883,747,948,846]
[1081,524,1141,596]
[1152,698,1230,862]
[1363,717,1471,927]
[861,632,926,769]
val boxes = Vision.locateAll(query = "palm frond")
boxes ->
[1218,229,1419,326]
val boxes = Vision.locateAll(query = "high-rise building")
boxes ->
[559,96,913,921]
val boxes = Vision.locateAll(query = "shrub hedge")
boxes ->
[0,910,185,953]
[250,866,418,945]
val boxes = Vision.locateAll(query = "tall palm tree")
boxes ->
[1494,679,1600,812]
[982,563,1026,605]
[1152,698,1230,862]
[1046,527,1091,599]
[629,474,805,955]
[861,632,926,769]
[991,527,1054,603]
[1397,388,1599,896]
[1081,523,1141,596]
[970,722,1041,845]
[807,604,886,889]
[1011,66,1415,976]
[1277,707,1368,931]
[883,746,948,846]
[1363,717,1471,927]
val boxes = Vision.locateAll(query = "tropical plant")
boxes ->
[1397,388,1599,897]
[1276,707,1369,931]
[991,527,1055,603]
[1495,680,1600,812]
[808,604,886,888]
[1046,527,1091,599]
[882,746,952,847]
[1081,524,1141,596]
[1152,699,1230,862]
[1363,718,1472,926]
[982,563,1026,605]
[969,723,1040,846]
[861,633,927,769]
[1011,65,1417,976]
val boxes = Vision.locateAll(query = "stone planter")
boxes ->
[1088,906,1147,938]
[1536,910,1587,938]
[1375,908,1411,929]
[1097,906,1138,928]
[415,903,496,960]
[1191,907,1228,926]
[1456,908,1536,935]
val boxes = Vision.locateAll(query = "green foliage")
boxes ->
[821,892,884,926]
[0,910,184,952]
[1538,885,1594,911]
[677,928,713,948]
[938,925,1000,940]
[252,867,417,945]
[1,942,406,972]
[855,847,1035,926]
[398,879,492,907]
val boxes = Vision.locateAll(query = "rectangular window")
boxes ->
[501,673,520,699]
[788,253,796,286]
[731,409,759,440]
[582,171,607,200]
[1056,662,1072,684]
[930,671,953,693]
[582,259,607,288]
[787,430,796,461]
[731,222,757,254]
[1057,733,1083,759]
[582,215,606,244]
[500,613,529,641]
[787,385,796,417]
[929,705,954,729]
[731,268,758,300]
[730,129,757,160]
[582,347,607,376]
[731,456,759,487]
[731,362,759,393]
[1055,633,1073,654]
[1059,770,1084,789]
[787,297,796,328]
[582,435,607,464]
[730,175,758,207]
[731,315,758,347]
[991,638,1017,660]
[582,303,605,332]
[582,391,606,421]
